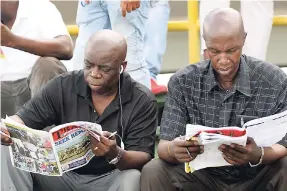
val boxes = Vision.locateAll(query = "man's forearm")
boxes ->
[114,148,151,170]
[262,144,287,165]
[11,35,73,60]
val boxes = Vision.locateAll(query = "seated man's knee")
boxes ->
[141,159,166,181]
[31,57,67,78]
[119,169,141,191]
[29,57,67,96]
[123,169,141,179]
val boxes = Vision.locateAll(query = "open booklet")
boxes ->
[2,116,102,176]
[185,109,287,173]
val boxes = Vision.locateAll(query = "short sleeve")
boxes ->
[16,77,61,130]
[159,76,188,141]
[124,99,157,157]
[37,1,70,39]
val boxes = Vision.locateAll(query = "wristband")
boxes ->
[249,146,264,167]
[107,147,123,165]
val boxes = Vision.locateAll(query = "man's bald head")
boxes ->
[203,8,246,41]
[85,30,127,66]
[202,8,247,84]
[83,30,128,96]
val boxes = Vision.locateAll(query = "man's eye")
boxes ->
[84,62,92,68]
[227,49,236,54]
[210,50,219,55]
[84,64,92,69]
[100,66,112,73]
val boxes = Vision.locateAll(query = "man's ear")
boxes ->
[243,32,247,45]
[122,61,127,71]
[202,34,206,41]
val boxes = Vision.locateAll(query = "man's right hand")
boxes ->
[169,137,204,163]
[1,126,12,146]
[120,0,140,17]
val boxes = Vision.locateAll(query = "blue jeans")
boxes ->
[144,0,170,80]
[73,0,151,89]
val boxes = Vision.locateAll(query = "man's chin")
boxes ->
[89,84,102,92]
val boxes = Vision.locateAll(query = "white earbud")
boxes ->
[120,65,123,74]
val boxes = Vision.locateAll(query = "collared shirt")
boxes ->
[1,0,71,81]
[16,70,157,175]
[160,55,287,179]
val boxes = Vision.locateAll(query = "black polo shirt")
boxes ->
[16,70,157,175]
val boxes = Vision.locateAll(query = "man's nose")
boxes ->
[90,67,101,78]
[218,53,229,64]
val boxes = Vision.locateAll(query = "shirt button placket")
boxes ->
[219,102,225,126]
[93,109,97,122]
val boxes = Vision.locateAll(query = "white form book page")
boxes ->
[185,110,287,171]
[185,125,247,171]
[245,109,287,147]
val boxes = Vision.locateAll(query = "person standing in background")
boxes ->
[144,0,170,95]
[200,0,273,60]
[1,0,73,118]
[73,0,151,89]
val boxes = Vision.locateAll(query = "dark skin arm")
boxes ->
[1,23,73,60]
[90,131,151,170]
[219,137,287,165]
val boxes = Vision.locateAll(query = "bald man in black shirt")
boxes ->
[1,30,157,191]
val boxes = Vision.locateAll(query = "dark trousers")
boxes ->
[1,57,67,118]
[140,157,287,191]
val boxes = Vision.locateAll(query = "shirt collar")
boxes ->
[75,70,132,104]
[206,61,218,91]
[233,56,251,97]
[206,56,251,96]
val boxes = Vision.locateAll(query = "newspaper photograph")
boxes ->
[50,122,102,173]
[4,118,61,176]
[2,117,102,176]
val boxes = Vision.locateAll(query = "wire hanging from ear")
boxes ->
[118,73,124,141]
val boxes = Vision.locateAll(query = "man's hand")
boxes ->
[1,125,12,146]
[120,0,140,17]
[1,23,16,47]
[90,131,119,159]
[219,137,262,165]
[169,136,204,163]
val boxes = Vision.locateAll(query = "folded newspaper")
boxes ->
[185,110,287,173]
[2,116,102,176]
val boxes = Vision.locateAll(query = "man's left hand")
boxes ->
[219,137,262,165]
[120,0,140,17]
[1,23,16,47]
[90,131,119,159]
